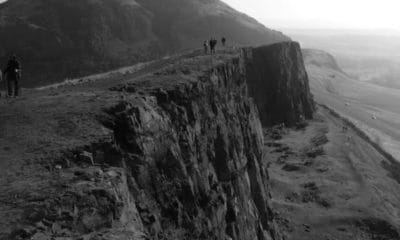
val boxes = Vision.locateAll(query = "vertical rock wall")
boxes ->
[244,42,315,126]
[103,57,282,240]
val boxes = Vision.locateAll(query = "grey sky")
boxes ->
[2,0,399,30]
[223,0,400,30]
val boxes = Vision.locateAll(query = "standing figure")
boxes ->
[209,38,218,55]
[203,41,209,54]
[4,55,21,97]
[221,37,226,47]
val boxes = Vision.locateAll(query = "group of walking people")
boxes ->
[0,54,21,98]
[203,37,227,55]
[0,38,226,97]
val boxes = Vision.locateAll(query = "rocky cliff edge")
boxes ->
[0,42,313,240]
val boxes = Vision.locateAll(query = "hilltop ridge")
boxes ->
[0,0,289,87]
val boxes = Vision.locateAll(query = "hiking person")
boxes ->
[4,54,21,97]
[221,37,226,47]
[203,41,208,54]
[209,38,217,55]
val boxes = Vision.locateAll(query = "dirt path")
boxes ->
[264,107,400,240]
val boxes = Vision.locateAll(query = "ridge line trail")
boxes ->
[0,49,215,172]
[0,49,239,233]
[0,51,201,193]
[265,107,400,240]
[0,49,238,184]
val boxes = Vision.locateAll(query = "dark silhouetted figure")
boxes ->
[203,41,208,54]
[209,38,217,55]
[4,55,21,97]
[221,37,226,47]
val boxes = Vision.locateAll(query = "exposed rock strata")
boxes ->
[3,43,313,240]
[244,42,315,126]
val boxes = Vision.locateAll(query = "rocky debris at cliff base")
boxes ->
[264,127,286,140]
[282,164,302,172]
[264,108,400,240]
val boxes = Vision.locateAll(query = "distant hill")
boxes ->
[304,48,400,162]
[286,29,400,90]
[302,49,344,73]
[302,49,345,94]
[0,0,289,87]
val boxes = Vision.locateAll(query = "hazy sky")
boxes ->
[1,0,399,30]
[223,0,400,30]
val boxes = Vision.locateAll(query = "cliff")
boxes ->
[0,43,312,240]
[244,42,315,126]
[0,0,289,87]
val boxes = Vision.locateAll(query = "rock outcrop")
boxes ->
[101,56,281,240]
[1,43,313,240]
[244,42,315,126]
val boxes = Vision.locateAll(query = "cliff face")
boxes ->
[0,0,289,87]
[101,56,281,240]
[1,43,313,240]
[244,42,315,126]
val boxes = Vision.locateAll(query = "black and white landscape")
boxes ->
[0,1,400,240]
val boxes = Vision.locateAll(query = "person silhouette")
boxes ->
[209,38,218,54]
[4,54,21,97]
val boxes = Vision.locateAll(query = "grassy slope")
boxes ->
[304,49,400,161]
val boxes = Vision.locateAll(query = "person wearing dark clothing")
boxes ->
[221,37,226,47]
[4,55,21,97]
[209,38,218,55]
